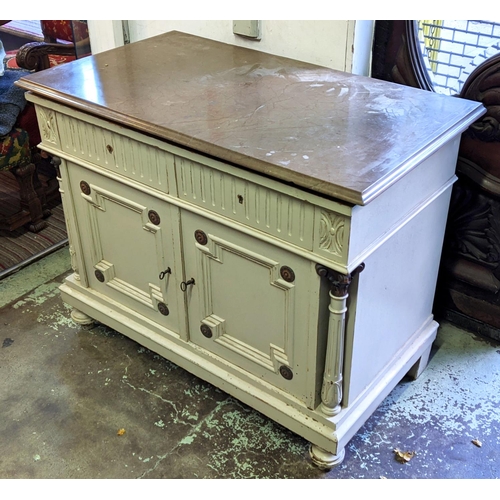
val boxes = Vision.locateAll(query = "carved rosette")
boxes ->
[319,210,345,258]
[37,107,59,145]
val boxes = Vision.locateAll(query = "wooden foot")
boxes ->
[309,444,345,470]
[12,162,46,233]
[27,219,48,232]
[407,344,432,380]
[70,308,95,326]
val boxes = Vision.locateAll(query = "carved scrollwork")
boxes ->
[461,53,500,143]
[445,181,500,268]
[319,211,345,257]
[16,41,76,71]
[467,116,500,142]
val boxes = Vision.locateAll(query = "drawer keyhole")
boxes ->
[106,145,114,153]
[237,194,244,204]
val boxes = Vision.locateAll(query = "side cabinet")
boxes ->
[26,89,473,469]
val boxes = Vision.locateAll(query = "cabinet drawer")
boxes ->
[176,155,315,251]
[36,105,173,193]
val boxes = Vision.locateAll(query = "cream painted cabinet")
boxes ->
[17,31,485,468]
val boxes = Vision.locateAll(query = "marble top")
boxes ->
[16,31,485,205]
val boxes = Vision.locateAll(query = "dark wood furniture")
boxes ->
[0,21,91,233]
[372,20,500,341]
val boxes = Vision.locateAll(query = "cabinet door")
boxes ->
[67,162,186,338]
[181,210,320,406]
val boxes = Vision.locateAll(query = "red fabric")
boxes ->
[17,106,41,147]
[40,20,89,43]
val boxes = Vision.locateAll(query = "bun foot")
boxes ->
[309,444,345,470]
[70,308,95,325]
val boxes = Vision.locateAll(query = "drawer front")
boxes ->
[176,155,315,251]
[36,105,173,193]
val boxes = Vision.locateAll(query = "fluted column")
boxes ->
[316,263,364,416]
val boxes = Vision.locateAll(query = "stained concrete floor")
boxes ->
[1,247,500,481]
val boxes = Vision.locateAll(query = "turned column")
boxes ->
[316,263,365,416]
[310,263,364,469]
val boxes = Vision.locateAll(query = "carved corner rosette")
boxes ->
[37,107,59,146]
[319,210,345,258]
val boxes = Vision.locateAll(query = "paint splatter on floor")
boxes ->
[1,267,499,479]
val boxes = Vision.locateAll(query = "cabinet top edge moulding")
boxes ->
[15,30,485,206]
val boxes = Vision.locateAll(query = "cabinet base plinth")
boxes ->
[309,444,345,470]
[407,344,432,380]
[70,307,95,325]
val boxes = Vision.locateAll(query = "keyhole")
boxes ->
[237,194,244,204]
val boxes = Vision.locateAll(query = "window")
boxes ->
[418,20,500,95]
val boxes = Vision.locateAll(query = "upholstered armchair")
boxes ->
[0,21,90,233]
[0,69,46,232]
[12,20,90,71]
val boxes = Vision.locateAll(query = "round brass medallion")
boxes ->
[280,266,295,283]
[158,302,170,316]
[148,210,161,225]
[80,181,91,195]
[194,229,208,245]
[279,365,293,380]
[200,324,212,338]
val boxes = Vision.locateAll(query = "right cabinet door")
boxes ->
[181,210,321,406]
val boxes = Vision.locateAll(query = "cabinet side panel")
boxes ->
[349,138,460,266]
[344,186,452,404]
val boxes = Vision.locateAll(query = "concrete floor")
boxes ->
[1,247,500,480]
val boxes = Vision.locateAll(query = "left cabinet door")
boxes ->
[66,161,186,339]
